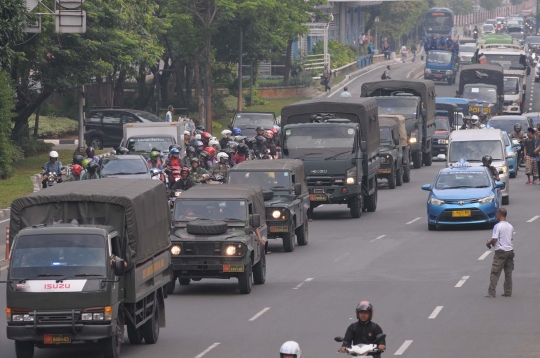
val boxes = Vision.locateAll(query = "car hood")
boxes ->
[265,196,294,207]
[102,173,151,179]
[427,62,452,69]
[432,187,493,200]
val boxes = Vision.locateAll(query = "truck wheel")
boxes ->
[423,150,433,166]
[15,341,34,358]
[502,196,509,205]
[238,263,253,294]
[142,308,160,344]
[253,250,266,285]
[127,321,143,345]
[89,136,103,150]
[296,218,309,244]
[349,196,362,218]
[166,277,176,294]
[179,278,190,285]
[388,167,397,189]
[396,166,403,186]
[187,220,228,235]
[366,185,378,212]
[413,151,422,169]
[103,314,124,358]
[282,225,295,252]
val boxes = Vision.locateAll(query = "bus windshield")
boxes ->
[425,10,453,34]
[480,53,523,70]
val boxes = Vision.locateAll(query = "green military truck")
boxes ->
[378,115,408,188]
[5,179,171,358]
[228,159,310,252]
[280,98,380,218]
[360,79,437,169]
[170,185,267,294]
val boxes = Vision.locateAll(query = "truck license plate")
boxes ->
[434,74,442,78]
[310,194,327,201]
[270,226,289,233]
[223,264,244,273]
[377,168,391,174]
[44,334,71,344]
[452,210,471,217]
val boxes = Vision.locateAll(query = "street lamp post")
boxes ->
[237,26,243,112]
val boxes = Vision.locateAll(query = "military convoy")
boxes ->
[377,115,409,188]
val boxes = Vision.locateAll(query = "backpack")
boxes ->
[381,70,387,80]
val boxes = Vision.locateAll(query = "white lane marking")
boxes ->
[406,217,421,224]
[394,340,413,355]
[478,251,492,260]
[0,218,9,223]
[249,307,270,321]
[195,343,220,358]
[370,235,386,242]
[334,252,350,262]
[455,276,470,287]
[305,277,314,282]
[293,278,314,289]
[527,215,539,222]
[428,306,444,319]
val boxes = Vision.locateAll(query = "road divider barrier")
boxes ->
[5,226,9,261]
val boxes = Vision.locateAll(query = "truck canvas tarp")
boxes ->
[280,97,380,159]
[360,79,436,120]
[458,64,504,97]
[379,115,407,146]
[435,103,458,127]
[10,179,171,267]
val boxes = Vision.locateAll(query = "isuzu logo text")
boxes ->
[311,170,327,174]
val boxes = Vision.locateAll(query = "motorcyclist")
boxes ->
[189,158,210,183]
[81,161,100,180]
[210,152,230,181]
[41,151,63,188]
[232,127,242,137]
[72,154,84,166]
[183,146,197,167]
[445,35,454,50]
[86,147,100,164]
[234,143,248,164]
[478,110,488,125]
[184,130,191,147]
[165,148,182,168]
[199,151,212,171]
[204,147,217,167]
[339,301,386,357]
[209,139,221,151]
[460,117,472,130]
[279,341,301,358]
[244,137,257,159]
[473,25,479,40]
[482,154,500,181]
[254,126,265,138]
[220,129,232,149]
[509,123,527,164]
[201,132,212,148]
[223,148,237,167]
[194,140,205,155]
[65,164,83,182]
[170,167,194,191]
[81,158,91,172]
[255,136,269,159]
[167,144,181,159]
[147,150,163,170]
[196,125,206,132]
[469,115,482,129]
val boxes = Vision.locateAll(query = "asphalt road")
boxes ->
[2,64,540,358]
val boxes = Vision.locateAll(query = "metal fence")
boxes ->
[453,0,535,27]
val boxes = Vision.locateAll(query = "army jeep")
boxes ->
[378,115,409,188]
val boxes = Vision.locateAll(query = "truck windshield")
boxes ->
[504,77,519,95]
[481,53,522,70]
[435,171,491,189]
[101,158,148,176]
[427,51,452,64]
[449,140,504,162]
[127,137,173,153]
[379,127,393,145]
[228,171,291,191]
[376,98,417,117]
[174,200,247,221]
[10,234,107,279]
[283,125,355,158]
[463,86,497,103]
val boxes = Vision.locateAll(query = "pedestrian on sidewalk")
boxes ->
[485,208,514,298]
[411,43,417,62]
[340,87,352,98]
[166,105,174,122]
[322,64,332,93]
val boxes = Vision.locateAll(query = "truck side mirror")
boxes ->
[360,140,367,152]
[114,259,125,276]
[251,214,261,228]
[294,183,302,196]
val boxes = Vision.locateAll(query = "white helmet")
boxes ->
[49,151,59,158]
[471,115,479,124]
[209,139,220,147]
[280,341,301,358]
[194,134,202,140]
[221,129,232,138]
[184,130,191,136]
[216,152,229,161]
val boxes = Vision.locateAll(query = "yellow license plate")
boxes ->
[452,210,471,217]
[44,334,71,344]
[470,107,491,114]
[270,226,289,233]
[378,168,391,174]
[310,194,327,201]
[223,264,244,273]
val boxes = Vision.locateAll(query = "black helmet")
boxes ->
[190,157,200,164]
[482,154,493,165]
[117,147,129,154]
[186,146,196,154]
[72,154,84,166]
[87,161,99,174]
[199,151,210,161]
[256,136,267,145]
[194,129,203,135]
[514,123,522,130]
[356,301,373,321]
[244,137,256,149]
[224,148,235,157]
[196,125,206,131]
[237,143,248,154]
[86,147,95,157]
[256,126,265,132]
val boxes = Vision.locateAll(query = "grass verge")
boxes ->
[0,149,107,209]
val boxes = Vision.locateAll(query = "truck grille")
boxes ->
[37,311,80,324]
[183,242,220,255]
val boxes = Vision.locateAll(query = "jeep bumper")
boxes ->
[171,256,248,279]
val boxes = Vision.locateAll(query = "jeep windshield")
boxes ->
[379,127,393,145]
[449,140,504,162]
[228,171,291,191]
[463,86,497,103]
[375,98,417,117]
[427,51,452,64]
[435,117,450,130]
[174,200,247,221]
[283,125,355,159]
[10,234,107,280]
[127,136,173,153]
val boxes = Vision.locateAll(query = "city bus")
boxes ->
[424,8,454,37]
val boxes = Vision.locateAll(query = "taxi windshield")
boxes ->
[174,200,247,221]
[435,171,491,189]
[228,171,291,191]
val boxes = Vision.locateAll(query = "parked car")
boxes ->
[85,109,164,149]
[99,154,152,179]
[502,131,519,178]
[523,112,540,127]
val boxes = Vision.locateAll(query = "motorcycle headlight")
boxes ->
[171,245,182,255]
[428,197,445,206]
[478,194,495,204]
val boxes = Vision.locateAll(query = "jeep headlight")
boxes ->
[225,245,236,256]
[478,194,495,204]
[409,130,418,144]
[171,245,181,255]
[346,166,357,185]
[438,139,449,145]
[428,197,444,206]
[223,243,244,256]
[271,210,281,219]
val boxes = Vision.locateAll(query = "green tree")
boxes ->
[0,71,15,178]
[0,0,31,69]
[480,0,502,10]
[375,2,428,45]
[446,0,474,15]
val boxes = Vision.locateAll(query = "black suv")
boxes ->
[84,109,163,149]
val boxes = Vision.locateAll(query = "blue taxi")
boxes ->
[421,161,505,230]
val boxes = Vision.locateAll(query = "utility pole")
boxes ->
[237,27,243,112]
[155,71,160,116]
[77,85,85,154]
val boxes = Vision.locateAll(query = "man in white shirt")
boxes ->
[166,105,174,122]
[340,87,352,98]
[485,208,514,298]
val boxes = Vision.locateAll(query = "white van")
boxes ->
[447,129,510,204]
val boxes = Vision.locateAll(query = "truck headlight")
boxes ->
[346,166,357,185]
[424,68,431,74]
[409,137,417,143]
[446,70,452,74]
[81,306,112,321]
[81,313,93,321]
[11,314,24,322]
[171,245,181,255]
[478,194,495,204]
[93,313,104,321]
[346,177,355,184]
[428,197,444,206]
[271,210,281,219]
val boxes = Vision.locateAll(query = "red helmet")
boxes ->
[72,164,83,176]
[271,127,279,134]
[202,132,212,142]
[204,147,216,157]
[265,130,274,139]
[180,167,190,175]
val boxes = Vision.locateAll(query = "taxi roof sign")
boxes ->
[452,157,472,167]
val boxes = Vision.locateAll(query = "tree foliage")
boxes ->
[480,0,502,10]
[376,2,429,44]
[0,71,15,178]
[445,0,474,15]
[0,0,30,69]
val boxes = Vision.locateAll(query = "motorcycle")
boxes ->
[206,174,225,184]
[335,334,386,356]
[165,165,182,183]
[41,166,65,188]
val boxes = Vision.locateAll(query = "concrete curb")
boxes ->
[41,139,79,145]
[407,63,425,79]
[0,208,10,220]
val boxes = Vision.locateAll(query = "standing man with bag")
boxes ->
[322,64,331,93]
[485,208,514,298]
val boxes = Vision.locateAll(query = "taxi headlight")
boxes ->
[271,210,281,219]
[478,195,495,204]
[171,245,182,255]
[428,197,445,206]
